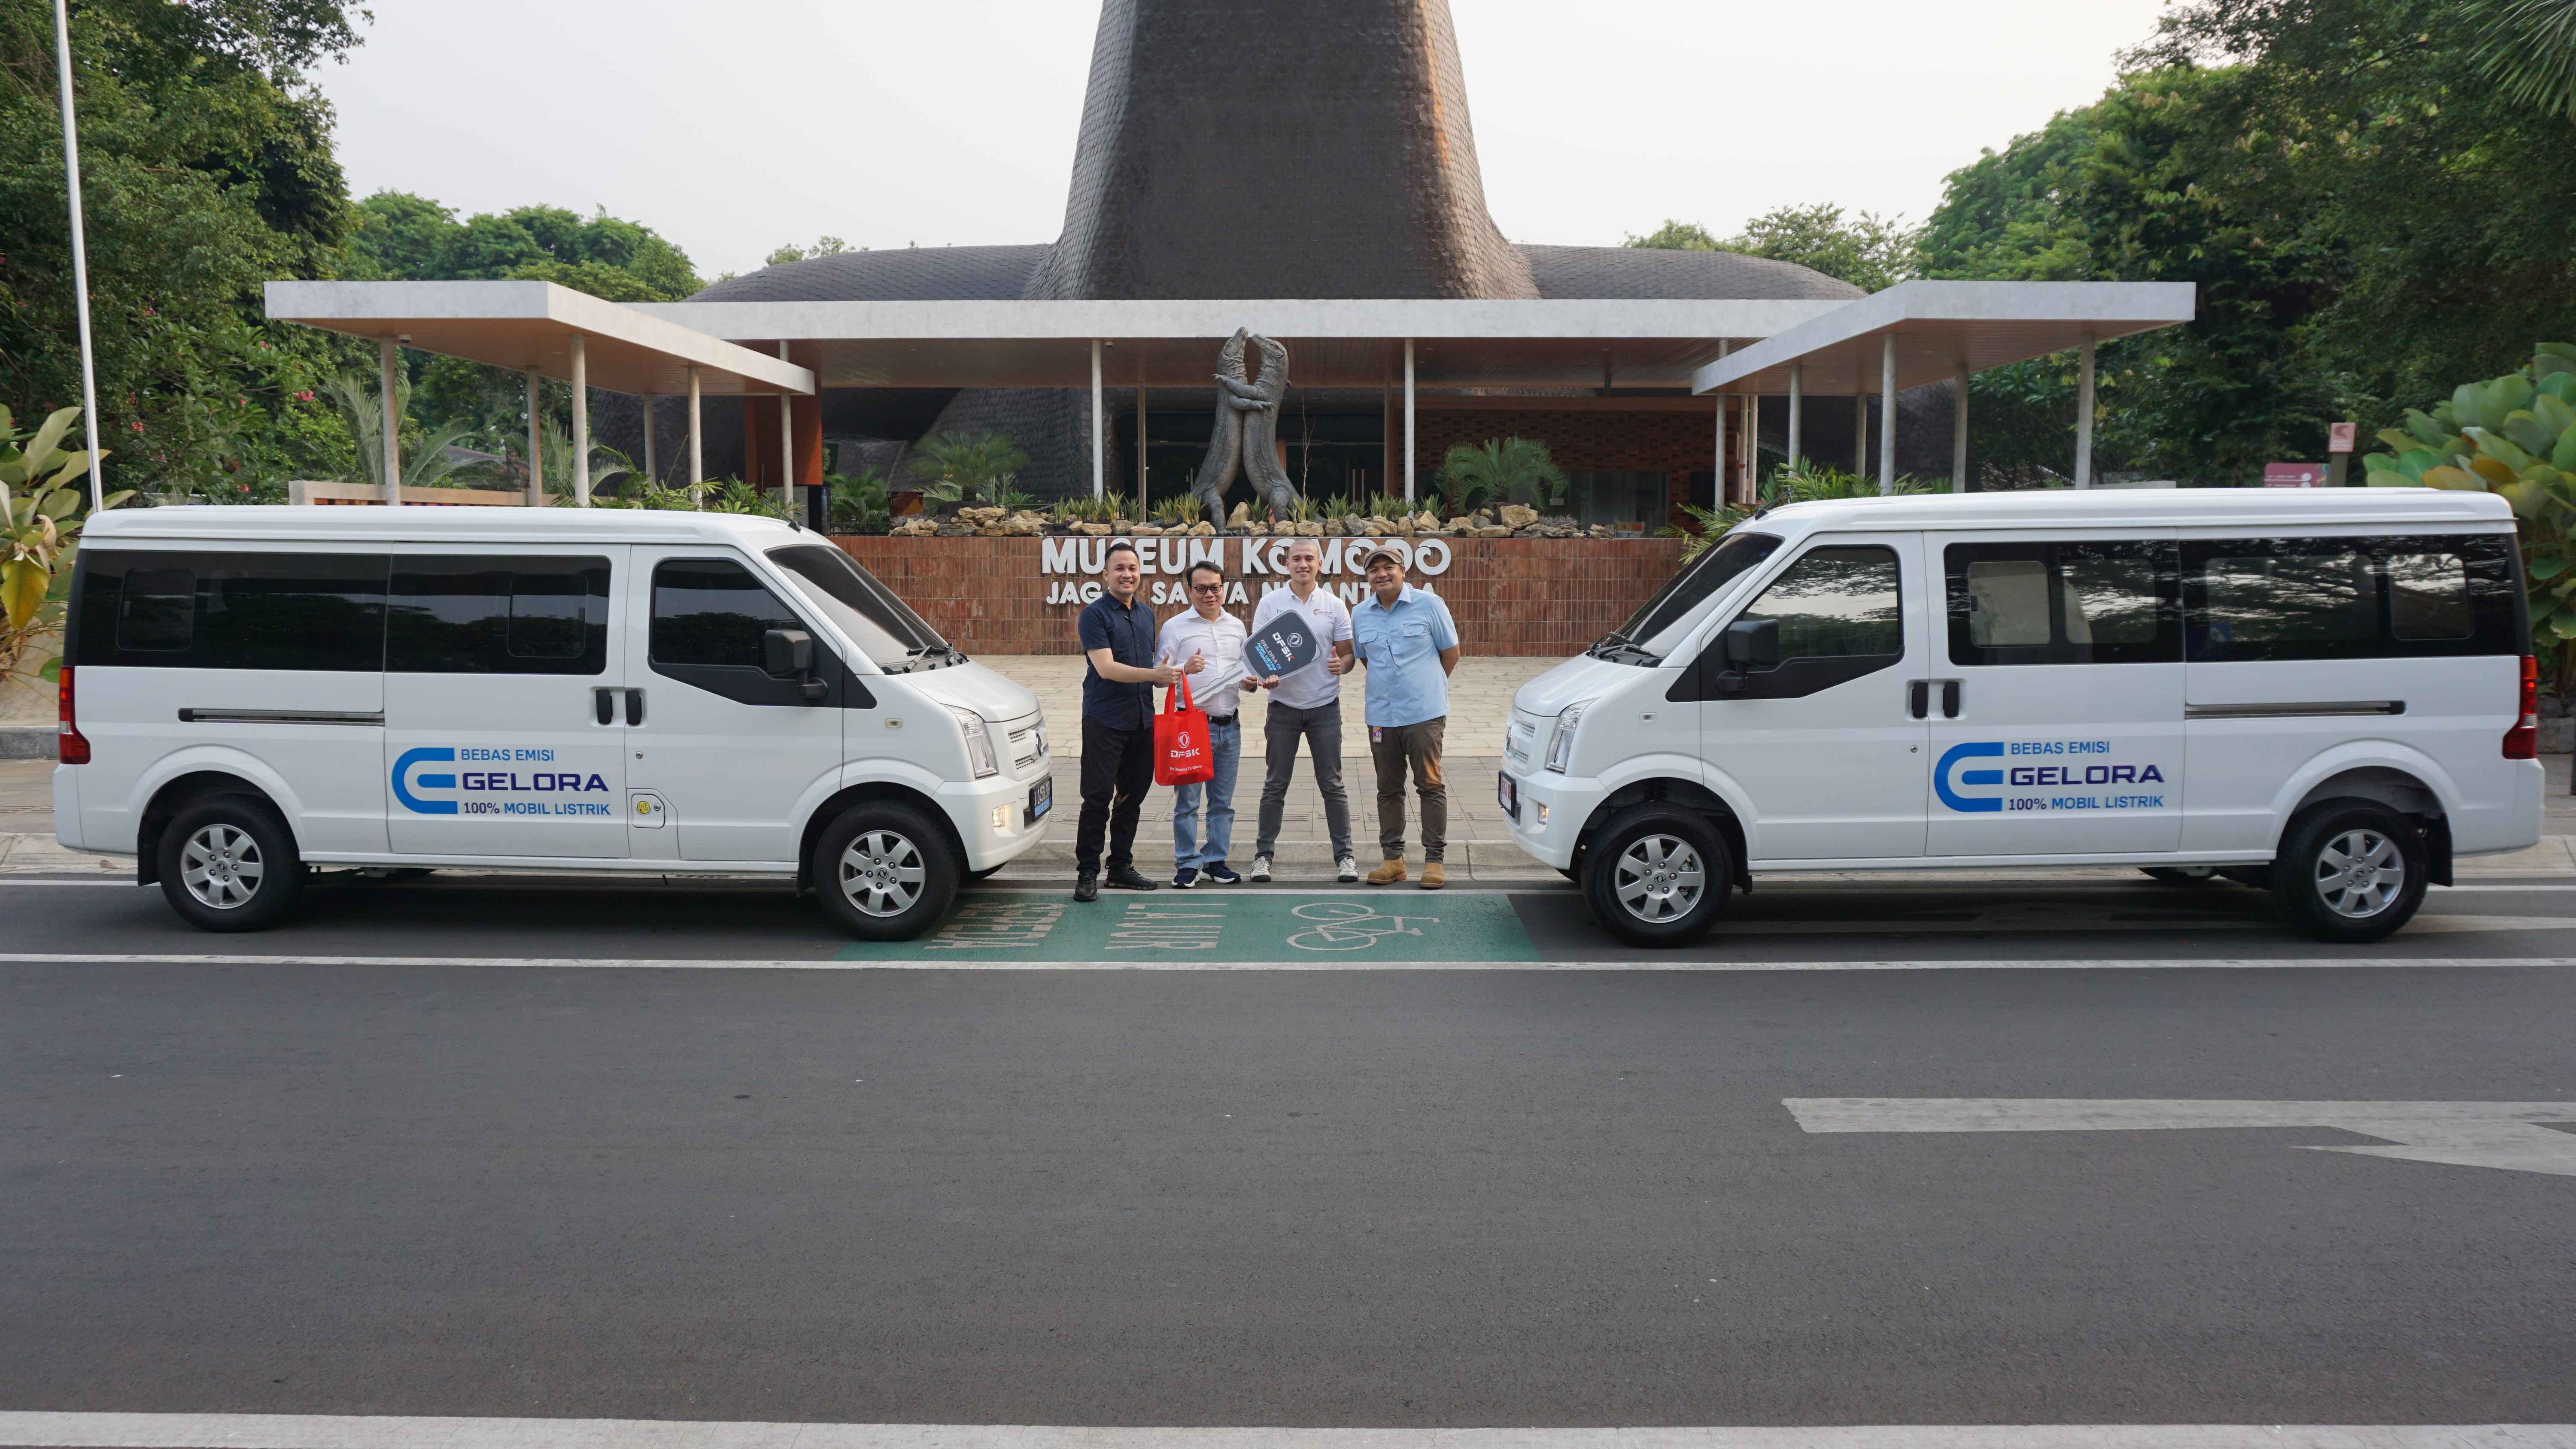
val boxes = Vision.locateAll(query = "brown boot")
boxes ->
[1419,862,1446,890]
[1366,858,1408,886]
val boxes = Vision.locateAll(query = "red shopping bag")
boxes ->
[1154,674,1215,786]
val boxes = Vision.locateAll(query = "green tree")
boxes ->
[904,431,1026,509]
[766,235,850,267]
[1628,204,1916,293]
[0,0,364,497]
[1433,437,1566,512]
[2464,0,2576,121]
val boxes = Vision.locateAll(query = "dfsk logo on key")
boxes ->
[392,746,612,817]
[1935,740,2171,815]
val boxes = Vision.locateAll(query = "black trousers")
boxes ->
[1075,717,1156,874]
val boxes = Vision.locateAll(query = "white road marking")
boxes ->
[1786,1099,2576,1178]
[1,1414,2570,1449]
[6,952,2576,973]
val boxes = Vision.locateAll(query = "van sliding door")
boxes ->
[1922,531,2183,857]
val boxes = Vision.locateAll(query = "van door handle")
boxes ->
[624,689,645,726]
[593,688,616,726]
[1941,680,1962,718]
[1908,680,1929,719]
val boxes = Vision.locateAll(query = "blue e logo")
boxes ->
[1934,742,2005,813]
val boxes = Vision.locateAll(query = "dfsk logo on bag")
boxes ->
[1154,675,1215,786]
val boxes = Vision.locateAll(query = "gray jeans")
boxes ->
[1255,700,1353,859]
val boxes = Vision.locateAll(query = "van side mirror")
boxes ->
[1724,618,1780,669]
[764,628,815,677]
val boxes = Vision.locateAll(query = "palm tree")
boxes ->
[1433,437,1567,513]
[2467,0,2576,121]
[904,432,1027,509]
[319,371,483,494]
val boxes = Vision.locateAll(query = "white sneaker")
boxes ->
[1337,854,1359,882]
[1249,854,1273,882]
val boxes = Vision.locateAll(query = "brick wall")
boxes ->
[833,535,1691,657]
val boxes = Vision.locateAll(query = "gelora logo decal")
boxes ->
[1935,739,2171,815]
[1934,742,2006,813]
[392,746,612,817]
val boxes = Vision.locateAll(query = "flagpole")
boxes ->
[52,0,105,509]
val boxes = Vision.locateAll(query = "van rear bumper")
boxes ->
[2452,758,2547,857]
[936,770,1055,872]
[50,764,82,853]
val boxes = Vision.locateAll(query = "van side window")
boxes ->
[2185,535,2521,661]
[1738,546,1903,659]
[1945,541,2178,667]
[73,551,387,671]
[651,558,804,669]
[386,556,611,674]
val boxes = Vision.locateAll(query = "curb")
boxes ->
[0,726,55,761]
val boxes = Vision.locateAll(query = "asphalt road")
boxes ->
[4,871,2574,1432]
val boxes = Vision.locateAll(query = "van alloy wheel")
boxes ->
[838,830,928,918]
[1613,833,1706,924]
[2314,828,2404,919]
[180,823,266,910]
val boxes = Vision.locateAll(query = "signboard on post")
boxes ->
[2264,462,2325,488]
[2328,422,2357,453]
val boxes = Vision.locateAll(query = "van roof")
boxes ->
[1762,485,2513,532]
[80,504,814,548]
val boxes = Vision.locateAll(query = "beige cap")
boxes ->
[1358,541,1407,569]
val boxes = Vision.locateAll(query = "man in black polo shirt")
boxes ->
[1073,540,1195,902]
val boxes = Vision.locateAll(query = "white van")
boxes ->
[1500,488,2543,945]
[52,506,1052,938]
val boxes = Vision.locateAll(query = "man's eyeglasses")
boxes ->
[1190,582,1223,593]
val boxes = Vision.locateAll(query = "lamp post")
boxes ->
[51,0,103,509]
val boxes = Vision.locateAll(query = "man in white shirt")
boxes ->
[1155,560,1251,887]
[1247,536,1358,883]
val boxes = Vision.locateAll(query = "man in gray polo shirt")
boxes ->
[1247,536,1358,883]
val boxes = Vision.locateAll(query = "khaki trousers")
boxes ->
[1368,716,1446,863]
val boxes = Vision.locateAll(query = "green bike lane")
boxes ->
[836,888,1543,963]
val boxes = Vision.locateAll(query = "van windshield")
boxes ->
[766,545,960,671]
[1597,531,1784,662]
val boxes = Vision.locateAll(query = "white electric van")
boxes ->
[1501,488,2543,946]
[52,506,1052,938]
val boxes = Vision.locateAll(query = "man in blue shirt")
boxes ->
[1349,542,1461,890]
[1074,540,1192,902]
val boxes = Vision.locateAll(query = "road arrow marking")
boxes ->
[1784,1099,2576,1178]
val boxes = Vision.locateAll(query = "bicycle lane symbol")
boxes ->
[1286,900,1440,953]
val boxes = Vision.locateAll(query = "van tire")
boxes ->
[158,795,305,933]
[1583,805,1730,947]
[2270,800,2428,943]
[813,802,958,941]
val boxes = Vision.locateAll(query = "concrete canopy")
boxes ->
[264,280,816,397]
[1689,280,2198,396]
[627,297,1846,390]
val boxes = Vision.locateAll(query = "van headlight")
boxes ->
[947,705,999,779]
[1544,699,1595,774]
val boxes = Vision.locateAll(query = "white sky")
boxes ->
[318,0,2172,282]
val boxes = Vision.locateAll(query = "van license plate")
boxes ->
[1026,777,1053,825]
[1496,771,1517,822]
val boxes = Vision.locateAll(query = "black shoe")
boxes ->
[1105,866,1159,891]
[1074,873,1099,903]
[1200,862,1241,885]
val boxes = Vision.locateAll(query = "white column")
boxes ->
[1951,362,1970,494]
[686,366,703,502]
[524,367,544,507]
[1853,385,1868,476]
[568,333,590,506]
[777,341,796,510]
[1091,339,1104,501]
[1136,382,1148,515]
[2074,335,2097,489]
[641,392,656,484]
[1710,341,1730,504]
[1403,337,1416,503]
[1879,332,1898,495]
[1787,361,1803,471]
[377,336,402,505]
[1742,394,1757,495]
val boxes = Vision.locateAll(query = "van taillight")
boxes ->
[58,666,90,766]
[2504,655,2538,760]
